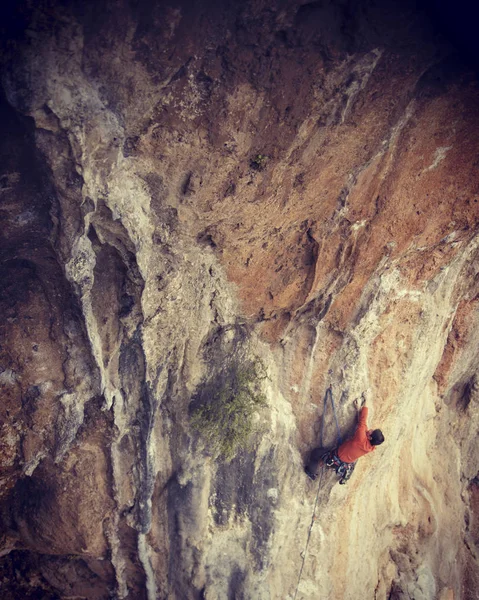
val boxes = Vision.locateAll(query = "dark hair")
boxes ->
[370,429,384,446]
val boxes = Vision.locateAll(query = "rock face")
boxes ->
[1,0,479,598]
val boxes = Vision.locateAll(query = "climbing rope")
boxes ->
[320,386,342,448]
[293,385,343,600]
[293,465,325,600]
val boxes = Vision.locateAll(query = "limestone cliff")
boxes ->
[0,1,479,598]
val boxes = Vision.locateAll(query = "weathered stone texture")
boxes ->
[1,0,479,598]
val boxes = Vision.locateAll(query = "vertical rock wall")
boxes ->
[0,1,479,598]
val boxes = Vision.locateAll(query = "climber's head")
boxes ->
[370,429,384,446]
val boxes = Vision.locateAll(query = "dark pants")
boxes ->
[305,446,328,477]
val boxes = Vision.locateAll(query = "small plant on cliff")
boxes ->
[249,153,269,171]
[190,358,268,461]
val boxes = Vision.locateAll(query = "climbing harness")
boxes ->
[293,385,345,600]
[322,450,356,485]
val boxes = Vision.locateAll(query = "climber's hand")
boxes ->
[361,394,367,408]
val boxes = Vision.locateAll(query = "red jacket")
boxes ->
[337,406,375,463]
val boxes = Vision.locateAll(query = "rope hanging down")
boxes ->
[292,385,343,600]
[320,385,342,449]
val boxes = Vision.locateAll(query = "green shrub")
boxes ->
[250,154,269,171]
[190,358,268,461]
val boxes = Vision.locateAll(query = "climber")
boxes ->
[304,397,384,484]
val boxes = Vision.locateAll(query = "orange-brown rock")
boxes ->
[1,0,479,598]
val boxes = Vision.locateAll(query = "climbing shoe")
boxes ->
[304,467,317,481]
